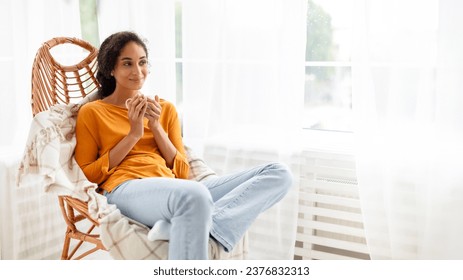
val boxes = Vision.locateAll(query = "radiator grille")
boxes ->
[294,150,370,260]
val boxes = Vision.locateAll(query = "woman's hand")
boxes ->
[126,94,148,139]
[144,95,178,168]
[145,95,162,129]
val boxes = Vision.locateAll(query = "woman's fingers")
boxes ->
[135,97,146,113]
[125,98,132,109]
[146,96,161,116]
[126,94,163,122]
[125,95,146,138]
[127,94,148,120]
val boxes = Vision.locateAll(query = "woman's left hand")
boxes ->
[146,95,162,127]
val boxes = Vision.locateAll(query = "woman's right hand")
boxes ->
[126,94,148,139]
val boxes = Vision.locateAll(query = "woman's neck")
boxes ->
[103,89,139,107]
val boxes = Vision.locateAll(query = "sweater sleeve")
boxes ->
[74,105,116,185]
[162,101,190,179]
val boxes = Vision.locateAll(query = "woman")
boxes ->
[75,31,293,260]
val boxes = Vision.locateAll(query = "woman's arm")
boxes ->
[146,95,177,168]
[150,123,177,168]
[75,106,113,185]
[146,96,189,178]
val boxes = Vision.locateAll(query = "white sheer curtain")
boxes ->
[0,0,81,259]
[181,0,306,151]
[0,0,81,147]
[181,0,307,259]
[352,0,463,259]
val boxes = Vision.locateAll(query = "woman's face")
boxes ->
[112,41,148,92]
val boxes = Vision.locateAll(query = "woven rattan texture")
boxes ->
[31,37,99,116]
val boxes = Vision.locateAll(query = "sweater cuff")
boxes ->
[100,151,117,176]
[172,151,190,179]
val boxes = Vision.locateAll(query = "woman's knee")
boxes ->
[172,181,213,217]
[266,162,294,192]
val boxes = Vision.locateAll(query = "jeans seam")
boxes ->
[207,167,261,191]
[213,180,252,219]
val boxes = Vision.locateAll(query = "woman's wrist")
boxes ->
[149,120,161,132]
[127,130,142,142]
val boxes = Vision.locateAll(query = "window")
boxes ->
[304,0,353,132]
[79,0,99,46]
[174,0,355,132]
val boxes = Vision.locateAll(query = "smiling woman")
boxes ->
[95,32,149,99]
[74,30,294,260]
[112,44,150,96]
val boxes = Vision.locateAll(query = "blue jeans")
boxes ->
[104,162,293,260]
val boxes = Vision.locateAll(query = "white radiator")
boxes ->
[294,150,370,260]
[0,150,64,260]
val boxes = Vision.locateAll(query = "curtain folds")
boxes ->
[181,0,306,259]
[352,0,463,259]
[181,0,306,151]
[0,0,81,147]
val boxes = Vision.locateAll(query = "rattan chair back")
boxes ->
[30,37,105,259]
[31,37,99,116]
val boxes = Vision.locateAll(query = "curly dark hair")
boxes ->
[97,31,149,97]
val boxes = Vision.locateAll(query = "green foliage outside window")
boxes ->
[79,0,99,47]
[306,0,334,80]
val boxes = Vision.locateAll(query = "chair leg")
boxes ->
[59,195,107,260]
[61,226,106,260]
[61,229,72,260]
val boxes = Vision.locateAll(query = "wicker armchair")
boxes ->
[31,37,104,260]
[30,37,248,260]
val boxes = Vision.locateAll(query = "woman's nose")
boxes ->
[133,65,142,75]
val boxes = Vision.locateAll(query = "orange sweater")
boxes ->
[75,99,189,192]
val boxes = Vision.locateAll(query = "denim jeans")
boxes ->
[105,162,293,260]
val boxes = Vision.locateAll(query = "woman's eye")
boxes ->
[140,60,147,66]
[123,62,132,67]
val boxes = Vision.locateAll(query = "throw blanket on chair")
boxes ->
[16,94,247,260]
